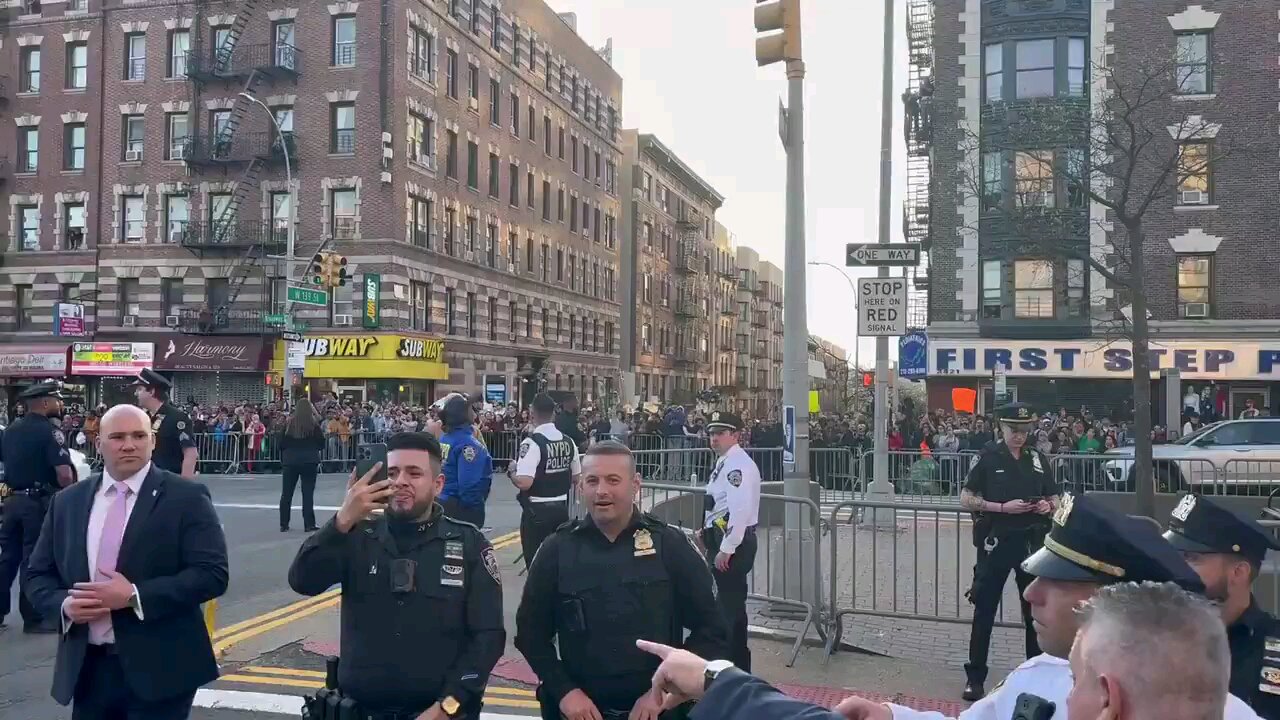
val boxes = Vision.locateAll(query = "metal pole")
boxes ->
[873,0,894,486]
[238,92,294,312]
[783,58,809,497]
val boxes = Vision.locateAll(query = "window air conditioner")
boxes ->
[469,97,479,111]
[125,150,143,162]
[334,314,352,326]
[171,144,187,161]
[165,315,180,328]
[507,263,516,273]
[123,315,137,327]
[1180,190,1206,205]
[1183,302,1209,319]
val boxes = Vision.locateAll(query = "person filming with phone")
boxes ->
[288,431,505,720]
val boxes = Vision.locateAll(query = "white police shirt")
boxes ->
[703,444,761,556]
[514,423,582,497]
[886,654,1263,720]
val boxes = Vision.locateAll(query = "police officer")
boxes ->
[515,440,727,720]
[701,410,761,672]
[288,431,504,719]
[511,392,580,569]
[959,402,1057,700]
[438,394,492,529]
[0,381,74,633]
[1164,493,1280,719]
[131,368,198,478]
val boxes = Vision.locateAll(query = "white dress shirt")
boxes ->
[63,463,150,642]
[703,444,761,555]
[514,422,583,495]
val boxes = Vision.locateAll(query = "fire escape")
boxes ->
[673,210,706,405]
[904,0,934,329]
[179,0,302,335]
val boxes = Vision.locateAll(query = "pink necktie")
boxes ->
[90,481,131,644]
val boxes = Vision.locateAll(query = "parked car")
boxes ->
[1103,418,1280,492]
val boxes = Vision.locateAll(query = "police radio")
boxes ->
[1011,693,1055,720]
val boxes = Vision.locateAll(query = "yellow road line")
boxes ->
[212,589,340,641]
[218,675,539,707]
[241,667,327,679]
[214,596,341,654]
[490,530,519,545]
[485,686,537,697]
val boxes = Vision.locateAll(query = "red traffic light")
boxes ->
[862,372,874,388]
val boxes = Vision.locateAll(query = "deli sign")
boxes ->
[154,335,267,372]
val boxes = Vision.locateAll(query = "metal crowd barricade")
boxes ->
[809,447,858,492]
[1212,459,1280,496]
[823,498,1026,664]
[861,450,977,501]
[193,432,242,474]
[482,430,521,467]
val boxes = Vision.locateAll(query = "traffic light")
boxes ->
[754,0,802,67]
[862,371,874,388]
[332,254,348,287]
[311,252,327,285]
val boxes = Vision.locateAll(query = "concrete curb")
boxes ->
[747,623,885,655]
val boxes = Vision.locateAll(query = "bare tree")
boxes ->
[958,45,1242,515]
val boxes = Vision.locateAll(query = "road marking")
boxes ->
[217,675,538,708]
[212,590,340,641]
[194,688,536,718]
[241,666,326,679]
[214,595,341,654]
[237,667,536,698]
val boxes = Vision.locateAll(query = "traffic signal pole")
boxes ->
[873,0,895,486]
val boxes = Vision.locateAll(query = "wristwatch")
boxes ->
[441,696,461,718]
[703,659,735,692]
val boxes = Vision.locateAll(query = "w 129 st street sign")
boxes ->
[857,277,908,336]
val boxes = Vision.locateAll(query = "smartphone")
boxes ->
[356,443,389,516]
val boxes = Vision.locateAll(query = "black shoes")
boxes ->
[962,683,984,702]
[24,622,58,635]
[305,526,319,532]
[280,526,289,532]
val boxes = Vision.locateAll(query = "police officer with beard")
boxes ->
[1164,493,1280,720]
[438,395,492,529]
[0,381,74,632]
[289,432,504,719]
[959,402,1057,701]
[510,393,580,568]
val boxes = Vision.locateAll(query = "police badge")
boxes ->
[634,529,656,556]
[1171,494,1196,522]
[1053,493,1074,526]
[463,445,477,462]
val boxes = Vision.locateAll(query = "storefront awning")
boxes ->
[0,344,70,377]
[275,334,450,381]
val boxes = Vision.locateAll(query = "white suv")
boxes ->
[1104,418,1280,492]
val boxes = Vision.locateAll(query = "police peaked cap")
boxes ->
[1164,494,1280,566]
[18,380,65,401]
[130,368,173,391]
[705,411,745,432]
[995,402,1035,426]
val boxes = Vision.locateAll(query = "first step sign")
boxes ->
[858,277,908,336]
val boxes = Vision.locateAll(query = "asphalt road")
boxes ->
[0,471,525,720]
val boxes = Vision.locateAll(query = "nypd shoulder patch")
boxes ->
[519,441,531,459]
[463,445,478,462]
[483,547,501,585]
[176,420,186,430]
[728,469,743,487]
[53,430,66,446]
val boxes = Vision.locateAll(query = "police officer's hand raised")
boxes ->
[334,462,390,533]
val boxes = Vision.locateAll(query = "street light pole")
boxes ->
[808,261,860,373]
[873,0,895,488]
[238,91,294,314]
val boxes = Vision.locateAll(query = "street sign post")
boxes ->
[281,331,303,342]
[287,286,329,307]
[857,277,908,336]
[846,242,920,267]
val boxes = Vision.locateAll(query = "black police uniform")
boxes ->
[963,403,1057,695]
[515,511,728,720]
[288,504,505,718]
[1163,493,1280,720]
[132,369,196,475]
[0,382,72,629]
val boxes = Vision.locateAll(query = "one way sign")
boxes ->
[846,243,921,267]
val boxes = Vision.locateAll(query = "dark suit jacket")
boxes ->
[25,464,229,705]
[689,669,844,720]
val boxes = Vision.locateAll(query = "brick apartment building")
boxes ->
[919,0,1280,421]
[732,246,783,419]
[809,335,848,415]
[0,0,627,409]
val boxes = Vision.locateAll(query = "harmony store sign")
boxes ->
[929,340,1280,380]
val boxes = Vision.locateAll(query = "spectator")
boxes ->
[278,399,325,533]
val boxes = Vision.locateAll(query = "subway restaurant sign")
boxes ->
[298,334,447,380]
[362,273,381,329]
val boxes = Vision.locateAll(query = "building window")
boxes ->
[19,127,39,172]
[212,26,232,71]
[556,248,565,282]
[542,180,551,220]
[511,92,520,135]
[446,50,459,98]
[1177,255,1212,318]
[488,152,500,197]
[528,105,536,141]
[558,126,565,159]
[15,285,33,329]
[541,242,549,282]
[444,207,457,254]
[467,292,477,338]
[509,162,520,205]
[274,21,297,69]
[209,193,232,238]
[571,136,579,174]
[446,130,459,178]
[468,63,479,101]
[411,282,429,330]
[1015,39,1054,98]
[64,123,86,170]
[19,205,39,251]
[1066,258,1086,317]
[411,28,434,80]
[331,102,355,153]
[445,288,457,334]
[122,195,145,242]
[333,16,356,66]
[510,301,518,338]
[543,114,552,155]
[569,196,578,231]
[980,152,1003,210]
[526,305,533,339]
[1067,38,1086,96]
[467,141,479,188]
[410,195,431,247]
[119,278,141,323]
[1063,148,1087,208]
[1014,150,1054,208]
[527,170,535,208]
[125,33,146,80]
[165,194,188,243]
[488,298,497,340]
[557,188,565,222]
[167,113,190,161]
[1176,32,1210,95]
[65,203,86,249]
[1013,260,1054,318]
[123,115,145,161]
[408,112,433,166]
[489,78,500,125]
[168,30,190,77]
[20,47,40,93]
[161,278,183,318]
[486,221,497,266]
[1177,142,1210,205]
[331,189,356,238]
[465,215,477,252]
[469,0,480,33]
[67,43,88,89]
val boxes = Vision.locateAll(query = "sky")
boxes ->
[550,0,910,369]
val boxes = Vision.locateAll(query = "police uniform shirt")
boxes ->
[704,444,761,555]
[963,444,1057,532]
[514,423,581,499]
[1228,602,1280,719]
[151,402,196,474]
[1,414,72,491]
